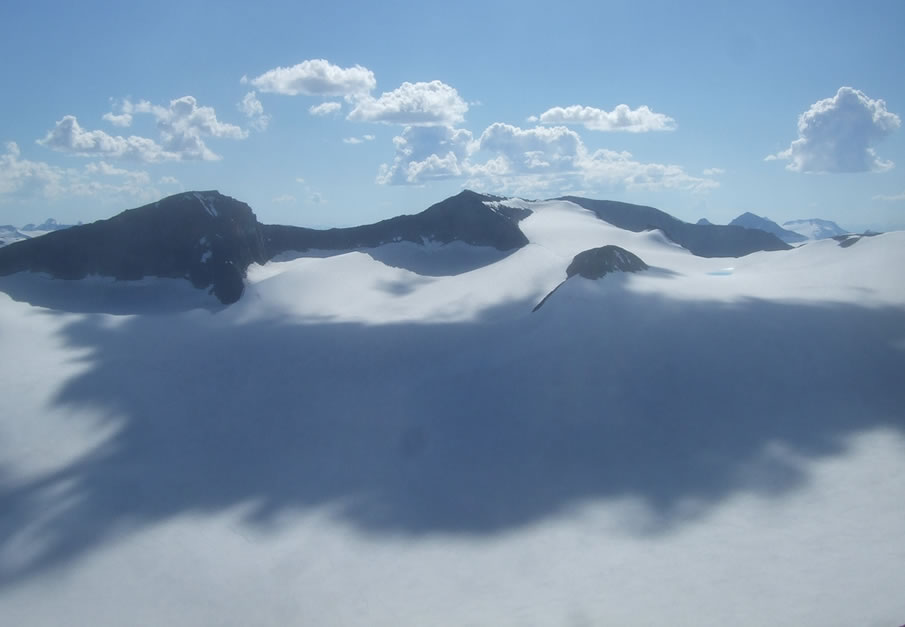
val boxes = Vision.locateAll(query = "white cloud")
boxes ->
[272,194,295,204]
[246,59,376,96]
[43,97,248,162]
[0,141,160,201]
[309,102,342,116]
[536,104,676,132]
[238,91,270,131]
[84,160,151,184]
[343,134,375,144]
[309,192,324,204]
[347,80,468,126]
[873,190,905,201]
[0,141,64,197]
[102,112,133,127]
[767,86,901,173]
[478,123,582,172]
[133,96,247,160]
[38,115,177,162]
[377,126,474,185]
[159,176,180,186]
[703,167,725,176]
[376,121,714,193]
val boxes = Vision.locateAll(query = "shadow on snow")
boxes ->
[1,280,904,587]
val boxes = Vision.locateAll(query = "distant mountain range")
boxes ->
[0,190,803,304]
[0,218,78,248]
[695,213,849,243]
[729,212,808,244]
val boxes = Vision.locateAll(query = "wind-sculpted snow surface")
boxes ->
[1,198,904,626]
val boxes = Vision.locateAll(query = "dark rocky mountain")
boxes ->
[558,197,791,257]
[0,192,267,304]
[0,190,529,304]
[262,189,528,256]
[782,218,848,240]
[534,245,649,312]
[730,212,807,244]
[1,190,800,306]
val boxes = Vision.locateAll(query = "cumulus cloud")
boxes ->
[272,194,295,204]
[133,96,247,159]
[478,123,583,171]
[0,141,64,197]
[376,121,715,193]
[84,160,151,184]
[44,96,248,162]
[102,112,133,127]
[767,86,901,173]
[536,104,676,132]
[38,115,177,162]
[702,167,725,176]
[0,141,160,201]
[342,134,375,144]
[309,101,342,116]
[245,59,376,96]
[238,91,270,131]
[347,80,468,127]
[376,126,475,185]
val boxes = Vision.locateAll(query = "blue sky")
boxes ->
[1,0,903,232]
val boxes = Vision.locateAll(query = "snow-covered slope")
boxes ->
[1,198,904,627]
[782,218,849,240]
[0,226,29,247]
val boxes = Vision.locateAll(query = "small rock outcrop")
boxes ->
[533,245,648,312]
[566,245,649,279]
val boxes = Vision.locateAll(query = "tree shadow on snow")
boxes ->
[1,283,904,587]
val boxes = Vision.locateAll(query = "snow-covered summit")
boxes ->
[782,218,849,240]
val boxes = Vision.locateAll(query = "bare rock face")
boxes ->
[0,189,532,305]
[0,191,267,304]
[566,245,649,279]
[261,189,529,257]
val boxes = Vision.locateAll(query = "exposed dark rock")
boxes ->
[0,190,530,305]
[0,191,267,304]
[261,189,529,258]
[533,245,648,312]
[558,196,791,257]
[833,232,881,248]
[730,212,807,244]
[566,245,649,279]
